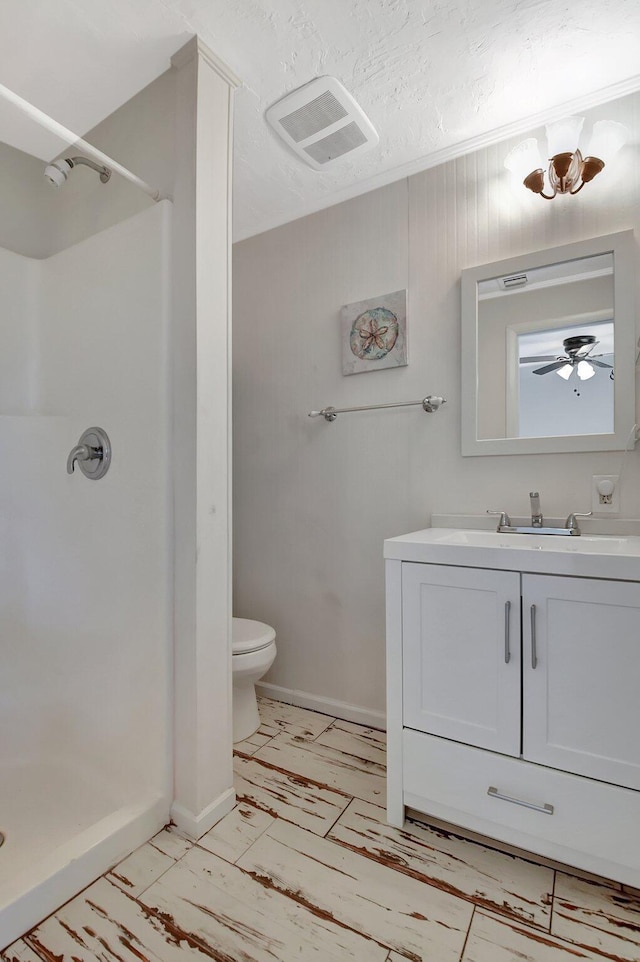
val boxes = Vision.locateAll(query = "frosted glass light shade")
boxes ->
[556,363,573,380]
[577,360,596,380]
[504,138,543,181]
[546,116,584,156]
[584,120,629,161]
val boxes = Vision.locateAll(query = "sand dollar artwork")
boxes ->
[350,307,399,360]
[341,289,407,375]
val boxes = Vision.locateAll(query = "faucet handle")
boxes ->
[564,510,592,533]
[487,509,512,530]
[67,443,92,474]
[66,427,111,480]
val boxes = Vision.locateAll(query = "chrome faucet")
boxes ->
[487,499,591,537]
[529,491,543,528]
[564,511,592,535]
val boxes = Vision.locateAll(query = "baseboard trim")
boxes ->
[170,787,236,840]
[256,682,386,731]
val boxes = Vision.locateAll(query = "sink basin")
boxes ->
[432,529,634,553]
[384,527,640,579]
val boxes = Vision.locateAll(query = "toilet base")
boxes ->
[233,678,261,743]
[232,622,276,744]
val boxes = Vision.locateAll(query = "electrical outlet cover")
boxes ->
[592,475,620,513]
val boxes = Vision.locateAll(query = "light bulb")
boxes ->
[577,360,595,380]
[556,363,573,380]
[546,116,585,157]
[504,138,543,182]
[584,120,629,162]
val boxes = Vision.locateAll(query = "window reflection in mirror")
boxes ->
[476,253,614,440]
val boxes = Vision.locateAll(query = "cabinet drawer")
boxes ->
[402,728,640,886]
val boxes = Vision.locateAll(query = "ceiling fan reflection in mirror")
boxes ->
[520,335,613,381]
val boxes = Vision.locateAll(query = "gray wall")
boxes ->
[233,89,640,720]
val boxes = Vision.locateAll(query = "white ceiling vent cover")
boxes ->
[500,273,529,290]
[266,77,379,171]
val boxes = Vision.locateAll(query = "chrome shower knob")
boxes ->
[67,427,111,480]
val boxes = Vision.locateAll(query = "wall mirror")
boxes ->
[461,230,635,456]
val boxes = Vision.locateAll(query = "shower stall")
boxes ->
[0,96,173,947]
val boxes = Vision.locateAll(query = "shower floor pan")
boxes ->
[0,759,167,950]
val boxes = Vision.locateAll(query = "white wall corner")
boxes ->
[171,31,235,827]
[170,787,236,841]
[171,35,241,90]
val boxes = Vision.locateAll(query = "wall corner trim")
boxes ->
[170,787,236,841]
[171,35,242,89]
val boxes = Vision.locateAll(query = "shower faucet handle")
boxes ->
[66,443,93,474]
[66,427,111,480]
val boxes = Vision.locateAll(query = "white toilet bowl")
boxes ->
[232,617,277,742]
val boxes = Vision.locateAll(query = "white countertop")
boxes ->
[384,526,640,580]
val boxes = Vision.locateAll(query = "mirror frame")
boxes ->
[461,230,635,456]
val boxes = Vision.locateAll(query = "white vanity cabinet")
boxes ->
[386,529,640,886]
[522,574,640,791]
[402,564,521,756]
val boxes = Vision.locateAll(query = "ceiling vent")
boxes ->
[266,77,379,171]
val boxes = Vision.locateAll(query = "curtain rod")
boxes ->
[0,82,161,201]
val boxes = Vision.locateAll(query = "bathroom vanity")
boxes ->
[385,526,640,885]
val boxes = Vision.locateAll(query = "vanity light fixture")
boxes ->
[504,117,628,199]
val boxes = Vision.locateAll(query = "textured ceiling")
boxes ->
[1,0,640,240]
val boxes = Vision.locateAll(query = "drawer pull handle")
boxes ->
[530,604,537,669]
[504,601,511,664]
[488,786,553,815]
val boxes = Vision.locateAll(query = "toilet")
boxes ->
[232,617,277,742]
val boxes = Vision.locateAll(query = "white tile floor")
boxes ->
[4,698,640,961]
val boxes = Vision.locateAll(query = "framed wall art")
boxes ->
[341,288,408,375]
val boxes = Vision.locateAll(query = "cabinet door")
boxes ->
[523,574,640,791]
[402,563,521,755]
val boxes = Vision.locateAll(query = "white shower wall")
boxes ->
[0,201,172,945]
[0,248,37,412]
